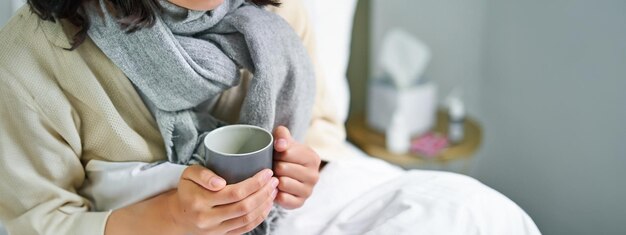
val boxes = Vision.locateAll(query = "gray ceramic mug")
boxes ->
[203,125,274,184]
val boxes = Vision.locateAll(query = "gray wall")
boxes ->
[0,0,23,27]
[366,0,626,234]
[475,0,626,234]
[0,3,13,27]
[365,0,626,234]
[347,0,371,115]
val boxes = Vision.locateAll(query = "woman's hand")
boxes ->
[106,165,278,235]
[169,165,279,235]
[272,126,322,209]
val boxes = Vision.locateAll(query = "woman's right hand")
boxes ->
[170,165,279,235]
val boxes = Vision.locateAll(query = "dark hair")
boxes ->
[27,0,280,50]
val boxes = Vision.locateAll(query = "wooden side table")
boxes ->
[346,110,482,172]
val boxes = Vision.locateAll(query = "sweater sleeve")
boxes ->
[0,72,110,235]
[269,0,352,161]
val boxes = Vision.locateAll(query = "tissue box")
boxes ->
[366,81,437,136]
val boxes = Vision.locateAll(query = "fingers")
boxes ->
[181,165,226,191]
[175,167,229,230]
[224,202,274,235]
[219,182,278,233]
[273,126,292,152]
[211,169,274,205]
[174,167,278,234]
[215,177,279,220]
[274,145,321,168]
[270,126,320,211]
[274,161,319,185]
[272,126,322,168]
[275,190,305,210]
[276,176,312,198]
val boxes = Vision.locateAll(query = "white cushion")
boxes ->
[302,0,358,123]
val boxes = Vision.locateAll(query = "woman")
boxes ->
[0,0,335,234]
[0,0,540,234]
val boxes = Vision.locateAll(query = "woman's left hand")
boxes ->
[272,126,321,209]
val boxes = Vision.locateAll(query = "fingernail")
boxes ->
[276,139,287,149]
[271,177,279,188]
[210,177,225,188]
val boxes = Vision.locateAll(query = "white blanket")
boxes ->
[275,146,541,235]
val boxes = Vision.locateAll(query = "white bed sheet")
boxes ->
[274,144,541,235]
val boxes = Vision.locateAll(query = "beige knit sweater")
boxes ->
[0,1,349,234]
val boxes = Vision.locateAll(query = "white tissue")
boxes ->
[367,28,436,137]
[379,28,431,89]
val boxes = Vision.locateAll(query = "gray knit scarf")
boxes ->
[86,0,315,233]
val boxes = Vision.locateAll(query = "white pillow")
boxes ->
[302,0,358,123]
